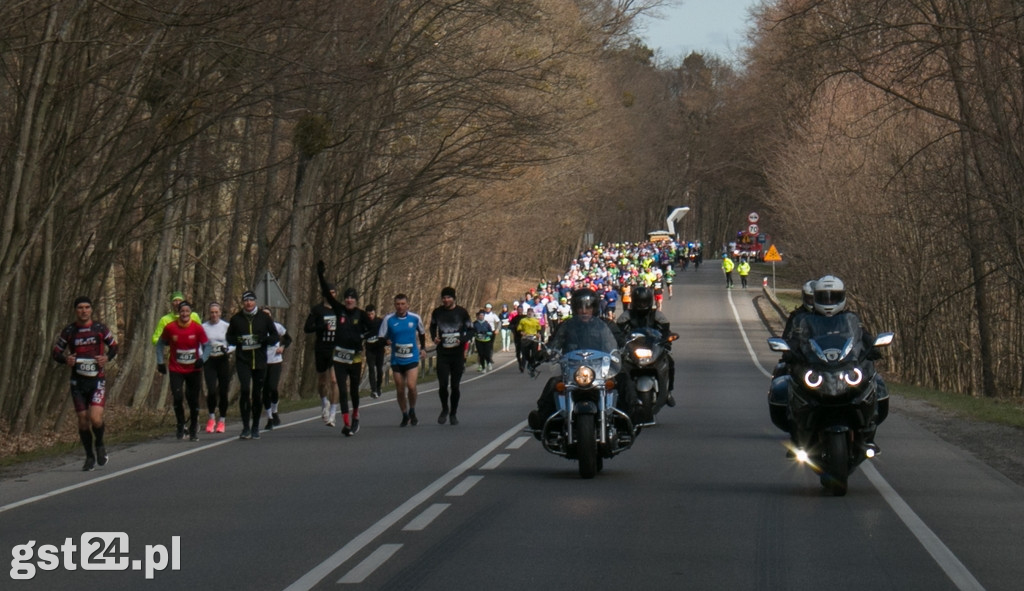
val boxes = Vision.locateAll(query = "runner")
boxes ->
[51,296,119,471]
[316,260,371,436]
[226,290,279,440]
[429,287,474,426]
[304,283,340,426]
[202,302,233,434]
[379,293,427,427]
[156,301,209,441]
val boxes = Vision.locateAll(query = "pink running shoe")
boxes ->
[215,420,226,433]
[205,418,216,433]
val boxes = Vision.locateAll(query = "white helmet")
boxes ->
[802,280,816,312]
[813,275,846,316]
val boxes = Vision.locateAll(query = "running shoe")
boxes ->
[400,414,410,427]
[272,412,281,426]
[321,402,330,422]
[239,428,251,440]
[96,446,108,466]
[437,409,449,424]
[409,408,418,426]
[251,428,261,440]
[342,425,351,437]
[82,456,96,471]
[264,419,274,431]
[216,420,226,433]
[351,419,360,434]
[189,433,199,442]
[205,418,216,433]
[449,414,459,426]
[327,411,336,428]
[176,424,185,440]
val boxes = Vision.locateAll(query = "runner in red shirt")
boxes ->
[157,301,210,441]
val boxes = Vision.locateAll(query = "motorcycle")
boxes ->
[532,347,636,479]
[623,327,678,426]
[767,314,893,496]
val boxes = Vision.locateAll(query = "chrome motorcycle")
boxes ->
[534,348,636,479]
[767,314,893,496]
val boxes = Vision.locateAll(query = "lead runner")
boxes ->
[51,296,119,471]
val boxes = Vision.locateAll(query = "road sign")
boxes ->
[253,270,291,308]
[748,224,759,235]
[763,244,782,262]
[748,212,759,223]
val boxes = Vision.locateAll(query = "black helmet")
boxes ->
[570,288,600,317]
[631,286,654,313]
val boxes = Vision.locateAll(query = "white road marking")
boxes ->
[728,288,985,591]
[403,503,451,531]
[337,543,402,584]
[506,436,531,450]
[446,475,484,496]
[480,454,510,470]
[284,421,527,591]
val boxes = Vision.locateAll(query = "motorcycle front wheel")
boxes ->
[576,414,598,479]
[821,431,850,496]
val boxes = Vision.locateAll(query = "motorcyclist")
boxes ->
[615,285,676,408]
[526,288,636,432]
[776,275,889,448]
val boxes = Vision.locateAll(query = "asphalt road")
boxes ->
[3,267,1023,590]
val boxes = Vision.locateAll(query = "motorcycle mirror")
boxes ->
[767,337,790,352]
[873,332,895,347]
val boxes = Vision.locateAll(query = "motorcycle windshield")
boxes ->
[629,327,663,346]
[799,314,865,365]
[561,349,620,381]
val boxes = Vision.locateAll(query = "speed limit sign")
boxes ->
[748,224,759,235]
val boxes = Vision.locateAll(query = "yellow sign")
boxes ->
[763,244,782,262]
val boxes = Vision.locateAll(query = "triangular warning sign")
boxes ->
[763,244,782,262]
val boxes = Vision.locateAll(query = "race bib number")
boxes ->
[175,349,197,365]
[333,347,362,364]
[501,319,510,327]
[325,315,337,331]
[395,343,414,359]
[211,343,227,357]
[239,334,260,351]
[441,331,461,348]
[75,358,99,377]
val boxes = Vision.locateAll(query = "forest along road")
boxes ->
[2,268,1022,590]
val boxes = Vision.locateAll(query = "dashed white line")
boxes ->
[446,475,484,496]
[506,436,531,450]
[403,503,451,531]
[337,544,402,584]
[480,454,510,470]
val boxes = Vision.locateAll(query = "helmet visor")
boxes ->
[815,290,845,306]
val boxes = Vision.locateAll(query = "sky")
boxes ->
[637,0,760,63]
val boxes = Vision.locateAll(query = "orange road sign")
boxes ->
[764,244,782,262]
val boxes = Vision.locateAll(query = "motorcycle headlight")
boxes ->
[842,368,863,386]
[574,366,595,387]
[634,347,653,363]
[803,370,823,389]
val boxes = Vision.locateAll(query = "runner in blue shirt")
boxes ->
[379,293,427,426]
